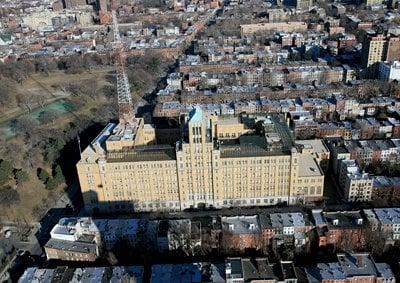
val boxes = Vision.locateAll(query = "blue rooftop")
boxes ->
[189,106,204,123]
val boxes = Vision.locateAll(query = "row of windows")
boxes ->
[221,172,289,178]
[222,198,283,205]
[218,132,240,138]
[109,163,175,170]
[297,178,320,184]
[297,186,322,195]
[221,159,289,165]
[192,126,202,136]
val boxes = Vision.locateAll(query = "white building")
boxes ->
[379,61,400,81]
[338,160,373,202]
[49,217,146,249]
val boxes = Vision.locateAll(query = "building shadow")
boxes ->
[35,207,75,247]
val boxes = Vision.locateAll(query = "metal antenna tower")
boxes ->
[112,10,135,124]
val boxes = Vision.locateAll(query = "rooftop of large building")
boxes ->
[106,145,176,162]
[295,139,329,154]
[80,107,298,163]
[218,114,293,157]
[219,136,289,158]
[297,155,323,177]
[216,115,242,125]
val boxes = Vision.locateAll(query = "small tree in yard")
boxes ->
[43,137,66,163]
[0,160,13,185]
[45,178,58,190]
[38,168,50,184]
[53,165,65,185]
[0,186,20,207]
[279,243,295,261]
[14,170,29,186]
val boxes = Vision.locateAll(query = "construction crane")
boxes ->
[112,10,135,124]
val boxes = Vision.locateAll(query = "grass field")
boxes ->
[0,68,114,222]
[0,68,113,123]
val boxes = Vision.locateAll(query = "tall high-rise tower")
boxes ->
[361,34,388,78]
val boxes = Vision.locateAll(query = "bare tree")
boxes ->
[365,229,388,257]
[17,94,36,112]
[34,94,47,108]
[168,220,192,255]
[13,115,38,139]
[38,110,58,125]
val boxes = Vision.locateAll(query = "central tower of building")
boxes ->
[176,107,216,208]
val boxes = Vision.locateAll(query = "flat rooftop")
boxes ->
[220,143,288,158]
[298,155,323,177]
[45,238,97,254]
[295,139,329,153]
[217,116,242,125]
[107,145,176,162]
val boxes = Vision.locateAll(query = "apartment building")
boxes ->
[367,208,400,240]
[269,212,311,247]
[44,218,101,262]
[361,34,388,78]
[240,22,308,36]
[338,160,373,202]
[386,37,400,61]
[317,210,366,249]
[345,139,400,165]
[221,216,261,251]
[371,176,400,203]
[379,61,400,81]
[77,109,325,213]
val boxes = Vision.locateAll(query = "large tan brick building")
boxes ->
[77,109,324,213]
[240,22,308,36]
